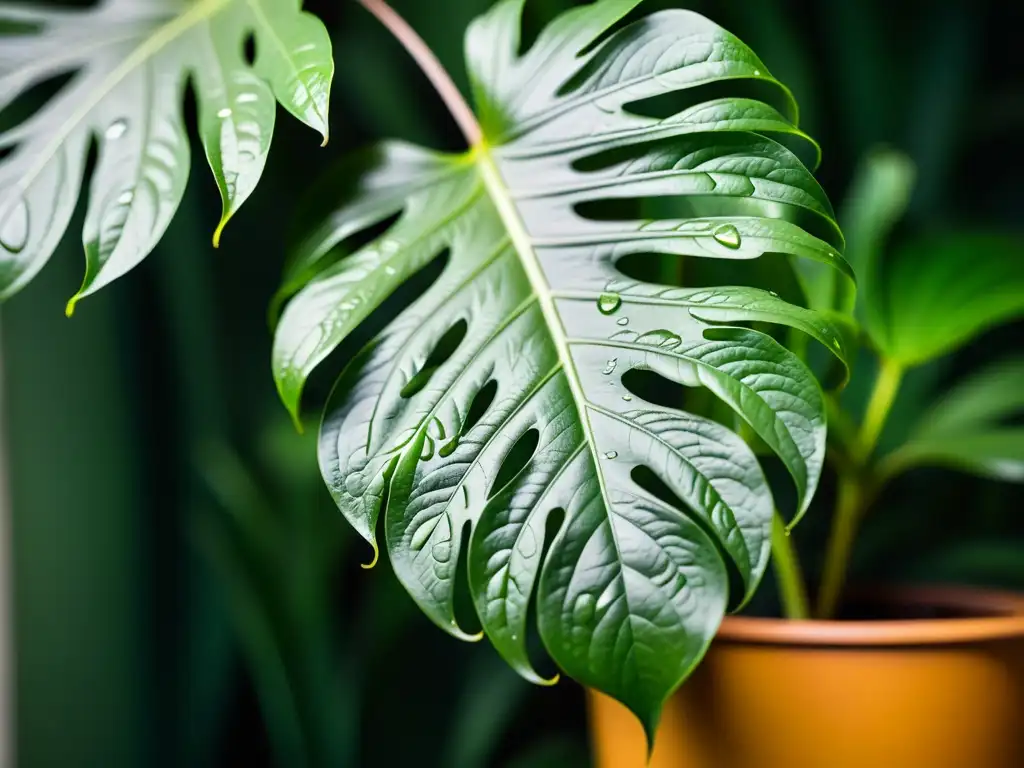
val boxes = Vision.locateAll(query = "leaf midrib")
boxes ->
[474,145,605,486]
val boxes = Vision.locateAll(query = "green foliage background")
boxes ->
[3,0,1022,766]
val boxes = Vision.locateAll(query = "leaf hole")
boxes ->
[625,78,795,123]
[615,250,805,302]
[462,379,498,435]
[294,249,450,409]
[488,428,540,500]
[400,317,468,399]
[0,70,75,139]
[630,465,745,606]
[453,521,483,637]
[520,506,566,678]
[621,368,689,410]
[242,31,257,66]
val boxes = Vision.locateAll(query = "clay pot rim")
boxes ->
[718,585,1024,646]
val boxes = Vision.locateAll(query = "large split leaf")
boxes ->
[273,0,849,737]
[0,0,332,310]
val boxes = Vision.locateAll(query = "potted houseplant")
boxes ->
[270,3,1024,766]
[3,0,1022,766]
[589,148,1024,767]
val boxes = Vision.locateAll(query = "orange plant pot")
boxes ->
[589,587,1024,768]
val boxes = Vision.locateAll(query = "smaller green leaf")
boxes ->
[839,147,915,323]
[883,356,1024,482]
[873,233,1024,365]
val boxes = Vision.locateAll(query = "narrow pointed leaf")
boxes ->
[884,356,1024,482]
[275,0,848,735]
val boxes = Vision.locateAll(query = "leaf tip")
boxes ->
[64,296,78,318]
[212,217,228,249]
[361,542,379,569]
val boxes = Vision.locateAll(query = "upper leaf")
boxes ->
[273,0,848,739]
[0,0,333,310]
[866,231,1024,366]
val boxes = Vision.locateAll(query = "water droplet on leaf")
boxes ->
[237,92,259,104]
[621,394,633,402]
[117,190,134,205]
[602,358,618,375]
[384,265,397,276]
[0,199,29,254]
[604,450,618,460]
[597,292,621,314]
[713,223,741,249]
[616,317,629,326]
[753,69,761,76]
[105,119,128,140]
[217,107,232,119]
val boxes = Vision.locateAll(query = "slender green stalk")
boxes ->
[816,356,904,619]
[771,511,809,620]
[815,473,865,618]
[855,357,904,462]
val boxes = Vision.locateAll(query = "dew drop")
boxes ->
[616,317,629,326]
[384,265,397,276]
[105,119,128,140]
[621,394,633,402]
[753,69,762,76]
[604,450,618,460]
[713,223,741,249]
[601,358,618,375]
[0,199,29,254]
[831,337,842,350]
[117,190,134,205]
[597,292,621,315]
[217,107,232,119]
[769,290,780,298]
[237,92,259,104]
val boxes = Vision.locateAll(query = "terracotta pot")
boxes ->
[589,587,1024,768]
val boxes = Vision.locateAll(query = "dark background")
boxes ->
[3,0,1024,765]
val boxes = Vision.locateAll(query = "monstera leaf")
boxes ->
[273,0,849,736]
[0,0,332,311]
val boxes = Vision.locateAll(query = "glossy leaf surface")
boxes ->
[273,0,848,737]
[885,356,1024,482]
[0,0,333,310]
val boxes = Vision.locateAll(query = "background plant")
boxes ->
[1,0,1022,766]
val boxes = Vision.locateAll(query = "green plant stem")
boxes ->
[855,356,904,463]
[815,473,866,619]
[771,512,809,620]
[816,356,904,619]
